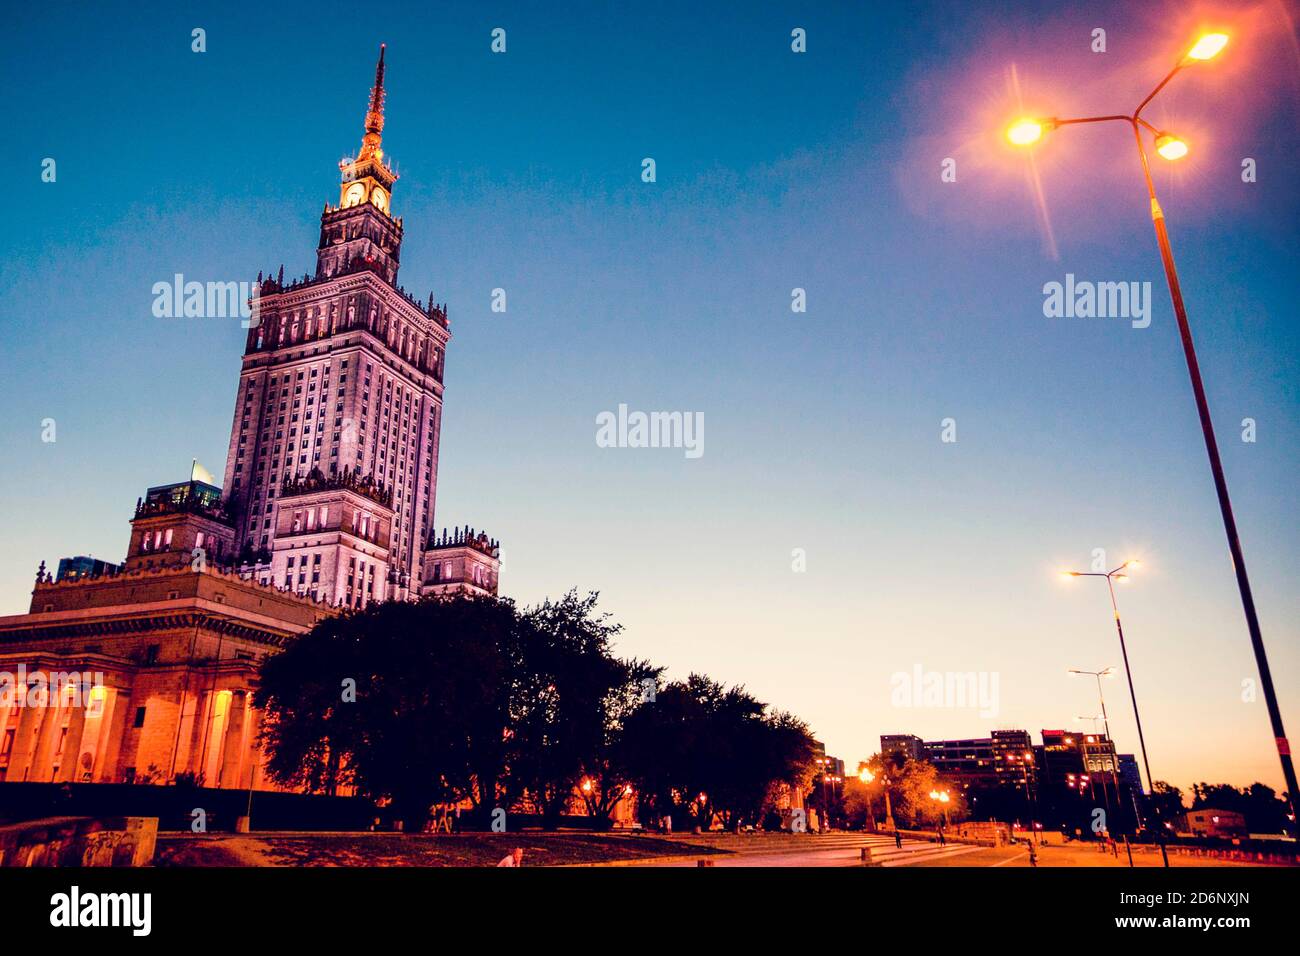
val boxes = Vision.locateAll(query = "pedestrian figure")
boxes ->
[1028,842,1038,867]
[938,827,946,846]
[894,829,903,850]
[497,847,524,867]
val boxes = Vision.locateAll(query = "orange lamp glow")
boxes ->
[1007,118,1045,146]
[1187,33,1229,61]
[1156,133,1189,161]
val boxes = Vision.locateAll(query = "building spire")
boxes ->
[359,43,386,161]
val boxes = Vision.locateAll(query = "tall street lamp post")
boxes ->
[858,766,878,833]
[1070,667,1119,827]
[1063,561,1168,866]
[862,768,897,833]
[929,789,951,832]
[1011,31,1298,829]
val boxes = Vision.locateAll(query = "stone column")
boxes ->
[0,693,12,772]
[179,689,210,783]
[217,690,249,789]
[93,686,132,782]
[242,703,264,791]
[8,678,53,781]
[56,693,91,783]
[27,689,67,783]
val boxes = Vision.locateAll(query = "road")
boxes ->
[638,834,1275,868]
[644,833,982,867]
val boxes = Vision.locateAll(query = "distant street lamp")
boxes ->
[1004,752,1040,843]
[929,789,951,830]
[1063,562,1167,867]
[863,767,897,832]
[1011,31,1299,829]
[858,766,878,832]
[1069,666,1119,826]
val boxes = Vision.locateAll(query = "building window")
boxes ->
[133,706,147,728]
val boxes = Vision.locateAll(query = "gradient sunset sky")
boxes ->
[2,0,1297,795]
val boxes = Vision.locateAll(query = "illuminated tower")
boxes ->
[220,45,450,608]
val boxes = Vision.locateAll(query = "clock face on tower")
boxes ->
[343,182,366,208]
[370,187,388,213]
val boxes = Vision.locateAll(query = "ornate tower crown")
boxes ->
[338,44,398,212]
[320,43,405,283]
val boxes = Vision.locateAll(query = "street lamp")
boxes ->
[1013,31,1299,829]
[866,768,897,833]
[1003,752,1040,842]
[858,766,878,832]
[1063,562,1167,866]
[929,789,951,831]
[1069,667,1120,826]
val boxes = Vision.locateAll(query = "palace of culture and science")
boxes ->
[0,48,500,791]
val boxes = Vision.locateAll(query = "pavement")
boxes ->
[632,833,1281,868]
[640,832,983,867]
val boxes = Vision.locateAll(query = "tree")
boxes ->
[619,675,816,831]
[852,752,966,829]
[1190,781,1290,834]
[505,590,657,829]
[1143,781,1185,834]
[258,595,526,831]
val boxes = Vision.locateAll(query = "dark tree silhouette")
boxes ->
[501,590,657,829]
[620,674,816,831]
[257,591,660,832]
[258,595,524,831]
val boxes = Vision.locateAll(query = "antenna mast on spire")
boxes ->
[360,43,387,161]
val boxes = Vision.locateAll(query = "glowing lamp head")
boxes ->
[859,768,875,783]
[1007,118,1045,146]
[1156,133,1189,161]
[1187,33,1229,61]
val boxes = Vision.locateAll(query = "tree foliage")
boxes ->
[618,674,817,830]
[258,591,677,831]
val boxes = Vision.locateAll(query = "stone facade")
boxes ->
[221,43,465,607]
[0,558,334,788]
[0,46,499,793]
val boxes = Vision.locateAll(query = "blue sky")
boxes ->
[2,0,1297,793]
